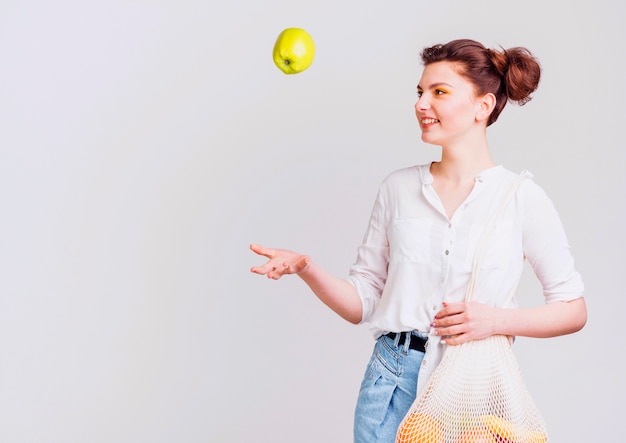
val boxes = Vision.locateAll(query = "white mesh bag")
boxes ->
[396,176,549,443]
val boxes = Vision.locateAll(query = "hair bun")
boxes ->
[488,48,508,77]
[490,46,541,105]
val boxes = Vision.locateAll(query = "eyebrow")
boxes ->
[416,82,454,90]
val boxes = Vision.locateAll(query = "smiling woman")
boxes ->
[250,38,586,443]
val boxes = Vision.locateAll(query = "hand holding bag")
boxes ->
[396,176,549,443]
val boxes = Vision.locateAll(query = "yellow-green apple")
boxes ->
[272,28,315,74]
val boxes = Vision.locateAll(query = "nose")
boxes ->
[414,94,429,112]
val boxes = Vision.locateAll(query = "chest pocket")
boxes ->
[388,218,432,264]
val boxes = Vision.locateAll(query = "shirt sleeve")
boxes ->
[521,180,584,303]
[346,181,390,323]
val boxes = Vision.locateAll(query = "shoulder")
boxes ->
[506,169,563,225]
[484,167,557,218]
[494,166,552,201]
[379,163,430,189]
[366,164,429,207]
[516,169,554,203]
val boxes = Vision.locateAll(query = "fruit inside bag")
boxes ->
[396,411,547,443]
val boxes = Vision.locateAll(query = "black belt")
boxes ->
[384,332,427,353]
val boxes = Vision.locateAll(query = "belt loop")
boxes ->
[402,332,410,353]
[393,332,401,348]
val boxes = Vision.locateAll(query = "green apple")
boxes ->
[272,28,315,75]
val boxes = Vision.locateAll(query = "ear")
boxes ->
[475,93,496,123]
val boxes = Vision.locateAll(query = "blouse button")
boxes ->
[444,250,449,255]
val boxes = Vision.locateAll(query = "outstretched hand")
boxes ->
[250,244,311,280]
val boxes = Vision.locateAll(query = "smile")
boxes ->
[421,118,439,126]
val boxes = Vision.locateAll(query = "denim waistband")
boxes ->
[384,331,427,353]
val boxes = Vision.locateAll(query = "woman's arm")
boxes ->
[434,179,588,345]
[431,297,587,345]
[250,244,363,324]
[494,297,587,337]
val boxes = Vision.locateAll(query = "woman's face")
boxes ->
[415,61,485,147]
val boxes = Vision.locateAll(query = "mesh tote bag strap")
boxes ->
[397,174,549,443]
[465,174,526,304]
[416,174,527,395]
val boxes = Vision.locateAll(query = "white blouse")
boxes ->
[346,163,584,339]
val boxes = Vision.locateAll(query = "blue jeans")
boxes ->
[353,333,425,443]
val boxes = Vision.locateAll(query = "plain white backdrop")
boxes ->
[0,0,624,442]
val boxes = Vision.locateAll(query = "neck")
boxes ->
[434,135,495,184]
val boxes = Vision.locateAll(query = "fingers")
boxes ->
[431,302,466,341]
[435,301,463,319]
[432,302,497,344]
[267,262,290,280]
[249,243,310,280]
[283,255,310,274]
[431,321,469,346]
[249,244,279,276]
[250,260,283,277]
[250,254,311,280]
[249,243,275,258]
[265,256,310,278]
[439,333,468,346]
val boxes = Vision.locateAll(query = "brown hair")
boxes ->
[420,39,541,126]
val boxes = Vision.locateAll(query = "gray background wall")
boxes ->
[0,0,623,442]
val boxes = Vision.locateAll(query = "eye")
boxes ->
[435,88,447,95]
[416,90,423,98]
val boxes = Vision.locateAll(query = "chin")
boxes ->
[421,133,441,146]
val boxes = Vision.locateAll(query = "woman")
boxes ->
[250,39,587,443]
